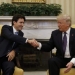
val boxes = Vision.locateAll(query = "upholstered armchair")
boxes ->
[47,24,75,75]
[0,25,24,75]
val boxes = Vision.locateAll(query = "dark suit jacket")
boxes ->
[0,25,26,57]
[41,28,75,58]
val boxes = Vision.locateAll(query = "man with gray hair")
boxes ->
[32,14,75,75]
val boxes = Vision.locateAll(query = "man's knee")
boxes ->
[48,58,55,63]
[48,57,59,65]
[2,61,15,71]
[8,62,15,71]
[2,62,15,75]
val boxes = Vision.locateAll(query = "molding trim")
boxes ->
[0,16,57,21]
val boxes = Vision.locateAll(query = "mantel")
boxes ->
[0,16,57,21]
[0,16,57,39]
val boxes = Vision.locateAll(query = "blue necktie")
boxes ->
[12,32,18,48]
[62,32,67,52]
[15,32,18,35]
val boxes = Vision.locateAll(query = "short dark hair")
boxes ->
[12,14,26,26]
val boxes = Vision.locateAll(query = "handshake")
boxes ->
[27,39,39,48]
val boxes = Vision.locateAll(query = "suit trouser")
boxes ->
[0,55,15,75]
[48,57,72,75]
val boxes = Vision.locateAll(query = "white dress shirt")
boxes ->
[13,26,18,34]
[37,28,75,65]
[63,28,71,58]
[13,26,28,43]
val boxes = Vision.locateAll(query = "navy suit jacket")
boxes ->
[41,28,75,58]
[0,25,26,57]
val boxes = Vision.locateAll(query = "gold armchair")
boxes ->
[47,68,75,75]
[47,24,75,75]
[0,25,24,75]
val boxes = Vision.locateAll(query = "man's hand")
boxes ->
[27,39,39,47]
[6,50,15,61]
[64,62,74,73]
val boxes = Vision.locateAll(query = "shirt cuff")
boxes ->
[37,42,42,50]
[70,58,75,66]
[25,39,28,43]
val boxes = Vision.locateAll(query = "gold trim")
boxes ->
[12,0,45,3]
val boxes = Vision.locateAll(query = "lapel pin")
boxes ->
[72,34,74,36]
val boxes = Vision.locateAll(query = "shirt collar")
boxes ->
[66,28,71,34]
[13,26,18,34]
[62,28,71,35]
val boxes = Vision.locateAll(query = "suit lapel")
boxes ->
[11,26,22,36]
[18,30,23,36]
[10,26,13,33]
[69,28,74,43]
[69,28,74,52]
[57,31,62,50]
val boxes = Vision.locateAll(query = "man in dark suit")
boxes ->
[32,14,75,75]
[0,14,37,75]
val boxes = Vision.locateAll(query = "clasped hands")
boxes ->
[27,39,39,48]
[6,39,39,61]
[28,39,74,73]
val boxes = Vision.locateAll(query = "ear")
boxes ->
[67,20,71,26]
[13,21,16,25]
[67,22,70,27]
